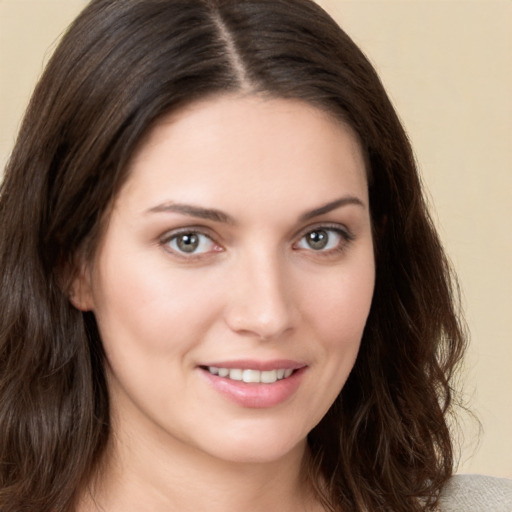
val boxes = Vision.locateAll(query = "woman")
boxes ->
[0,0,490,510]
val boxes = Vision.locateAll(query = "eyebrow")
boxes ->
[298,196,366,221]
[146,203,235,224]
[146,195,365,224]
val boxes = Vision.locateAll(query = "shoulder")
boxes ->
[439,474,512,511]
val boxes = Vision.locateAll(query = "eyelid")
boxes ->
[295,222,354,241]
[160,226,208,242]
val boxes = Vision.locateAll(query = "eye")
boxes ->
[295,227,351,252]
[164,231,219,255]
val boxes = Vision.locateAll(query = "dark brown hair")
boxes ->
[0,0,466,510]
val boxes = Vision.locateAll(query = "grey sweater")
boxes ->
[439,474,512,511]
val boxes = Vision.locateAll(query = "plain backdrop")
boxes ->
[1,0,511,478]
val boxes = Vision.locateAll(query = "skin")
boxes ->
[74,95,375,511]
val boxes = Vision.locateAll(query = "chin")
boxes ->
[195,423,309,465]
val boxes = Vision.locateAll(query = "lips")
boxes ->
[198,360,307,408]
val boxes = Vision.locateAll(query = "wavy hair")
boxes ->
[0,0,467,510]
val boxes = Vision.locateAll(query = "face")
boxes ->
[75,95,375,466]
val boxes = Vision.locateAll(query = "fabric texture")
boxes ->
[439,474,512,511]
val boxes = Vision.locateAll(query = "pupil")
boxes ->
[307,230,328,250]
[177,234,199,253]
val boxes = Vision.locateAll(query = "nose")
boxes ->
[224,249,297,340]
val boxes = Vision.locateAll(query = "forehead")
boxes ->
[119,94,368,213]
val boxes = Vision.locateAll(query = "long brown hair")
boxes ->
[0,0,467,510]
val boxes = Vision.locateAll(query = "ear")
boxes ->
[68,262,95,312]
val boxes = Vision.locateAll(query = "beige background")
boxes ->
[1,0,510,478]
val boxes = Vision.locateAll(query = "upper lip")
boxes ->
[199,359,307,371]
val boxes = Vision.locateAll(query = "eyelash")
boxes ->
[160,228,220,258]
[293,224,355,255]
[160,224,354,259]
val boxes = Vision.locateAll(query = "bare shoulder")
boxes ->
[439,474,512,511]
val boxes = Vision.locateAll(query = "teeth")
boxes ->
[229,369,243,381]
[242,369,260,383]
[207,366,295,383]
[218,368,229,377]
[261,370,277,383]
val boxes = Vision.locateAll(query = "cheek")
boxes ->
[301,258,375,348]
[91,251,223,360]
[288,258,375,432]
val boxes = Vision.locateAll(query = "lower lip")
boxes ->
[200,367,306,408]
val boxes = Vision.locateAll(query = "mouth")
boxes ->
[201,366,295,384]
[198,361,307,408]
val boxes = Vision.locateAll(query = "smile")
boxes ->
[206,366,294,384]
